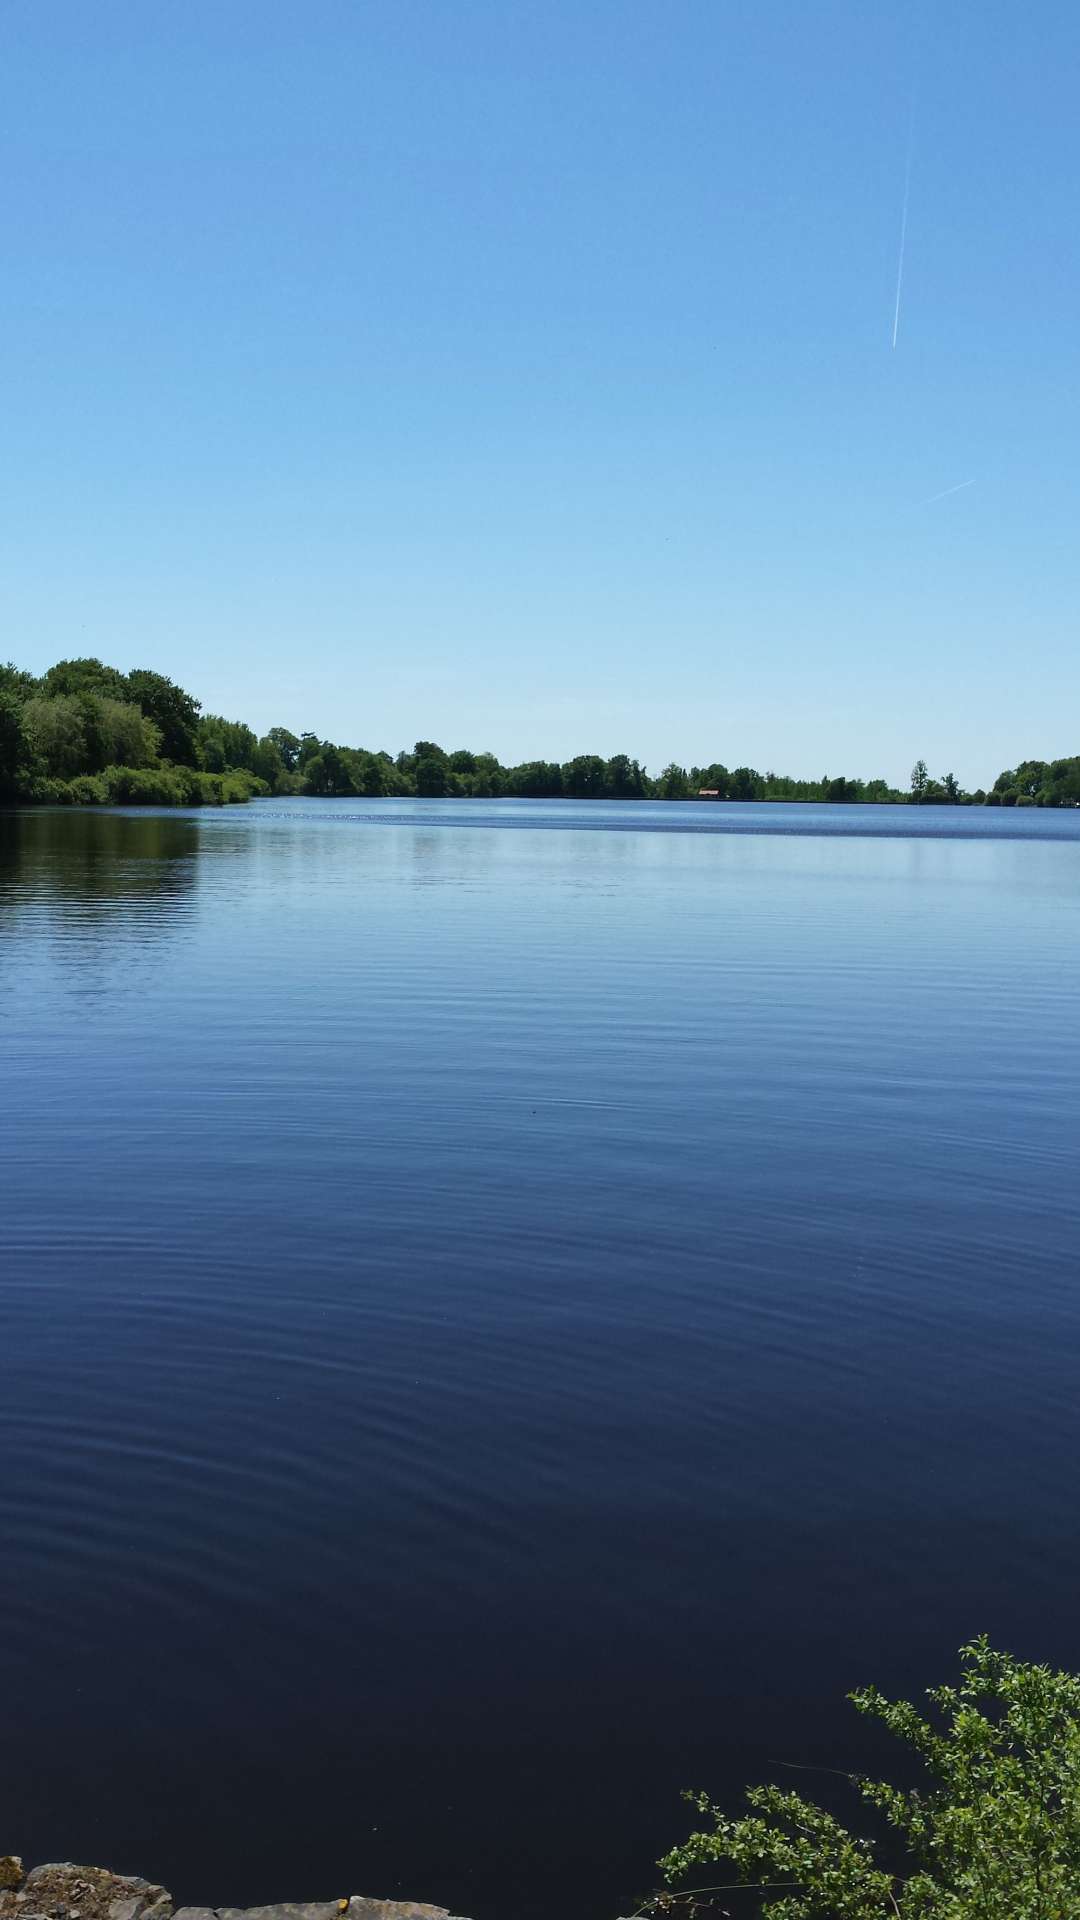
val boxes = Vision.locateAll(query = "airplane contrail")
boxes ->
[891,101,915,348]
[920,479,975,506]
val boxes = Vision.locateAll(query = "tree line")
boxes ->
[1,656,1077,808]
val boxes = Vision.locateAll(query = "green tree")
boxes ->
[22,694,89,777]
[505,759,563,797]
[126,668,201,765]
[943,771,960,801]
[0,688,34,795]
[729,765,761,801]
[562,754,608,797]
[824,775,858,803]
[910,758,929,803]
[251,735,286,789]
[658,762,691,800]
[301,745,356,795]
[0,661,39,701]
[415,752,453,796]
[97,697,160,767]
[43,656,129,703]
[695,763,731,798]
[605,753,647,798]
[469,752,505,797]
[659,1637,1080,1920]
[268,726,302,772]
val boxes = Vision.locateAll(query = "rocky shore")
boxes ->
[0,1862,472,1920]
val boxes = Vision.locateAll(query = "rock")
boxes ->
[8,1877,469,1920]
[176,1904,469,1920]
[9,1865,171,1920]
[216,1908,344,1920]
[214,1907,344,1920]
[0,1866,24,1895]
[347,1905,467,1920]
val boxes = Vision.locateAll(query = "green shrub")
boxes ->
[100,764,183,805]
[67,773,109,805]
[657,1638,1080,1919]
[24,775,69,804]
[189,770,225,805]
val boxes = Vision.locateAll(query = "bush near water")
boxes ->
[1,656,1078,807]
[652,1638,1080,1920]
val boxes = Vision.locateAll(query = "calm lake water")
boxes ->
[3,799,1080,1919]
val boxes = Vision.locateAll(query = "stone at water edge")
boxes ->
[178,1906,470,1920]
[0,1864,24,1894]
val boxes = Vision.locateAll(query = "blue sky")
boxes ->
[1,1,1076,786]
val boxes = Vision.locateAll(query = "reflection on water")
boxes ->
[2,799,1080,1920]
[1,807,200,936]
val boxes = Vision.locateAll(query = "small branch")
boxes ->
[623,1884,801,1918]
[770,1758,867,1782]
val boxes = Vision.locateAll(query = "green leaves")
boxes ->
[658,1639,1080,1919]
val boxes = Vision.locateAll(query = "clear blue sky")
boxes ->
[1,2,1076,787]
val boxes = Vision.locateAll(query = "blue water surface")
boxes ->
[2,798,1079,1919]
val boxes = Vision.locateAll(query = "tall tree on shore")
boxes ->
[127,669,201,766]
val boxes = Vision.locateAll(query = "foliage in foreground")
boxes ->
[657,1638,1080,1919]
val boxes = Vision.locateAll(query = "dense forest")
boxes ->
[1,656,1078,808]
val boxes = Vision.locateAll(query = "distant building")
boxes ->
[698,788,721,798]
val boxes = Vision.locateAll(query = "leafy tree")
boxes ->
[251,735,286,789]
[200,727,227,772]
[729,765,761,801]
[504,759,562,798]
[415,752,453,796]
[1053,761,1080,804]
[695,763,731,798]
[126,668,201,765]
[0,661,39,701]
[943,771,960,801]
[97,697,160,768]
[469,752,505,797]
[658,762,691,800]
[0,688,34,795]
[43,656,129,703]
[302,745,356,795]
[562,753,608,798]
[22,694,91,778]
[824,775,859,803]
[199,714,261,773]
[268,726,302,772]
[910,758,929,803]
[658,1637,1080,1920]
[605,753,648,798]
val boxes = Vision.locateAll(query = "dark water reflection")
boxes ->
[2,800,1080,1920]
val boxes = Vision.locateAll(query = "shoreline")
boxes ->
[0,1862,473,1920]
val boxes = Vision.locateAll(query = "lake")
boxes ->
[3,798,1079,1920]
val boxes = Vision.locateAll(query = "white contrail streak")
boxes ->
[891,103,915,348]
[920,479,975,506]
